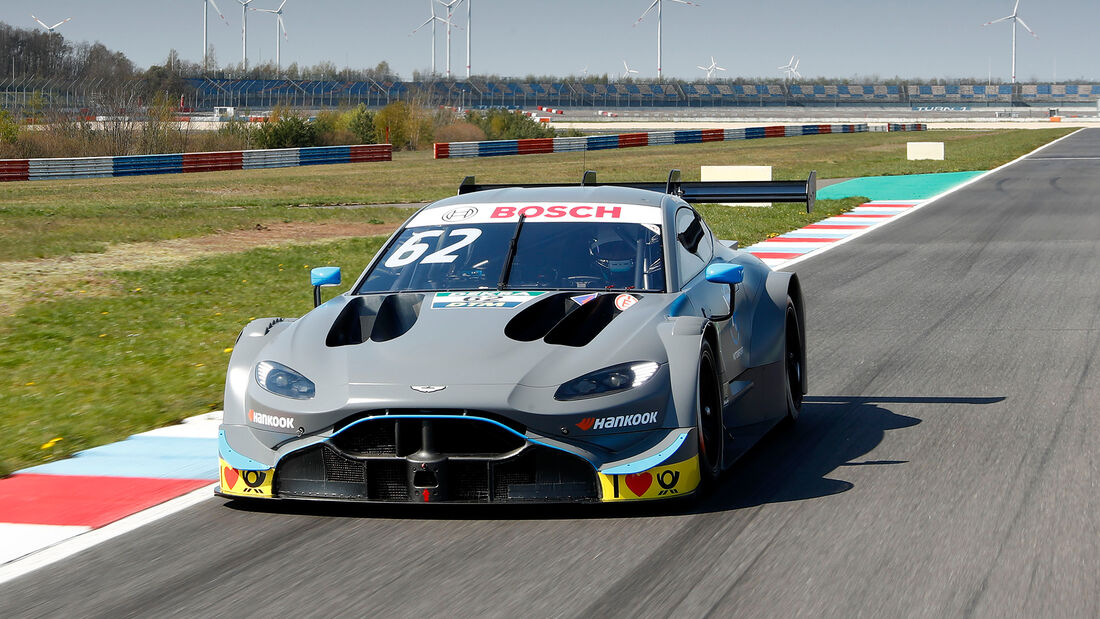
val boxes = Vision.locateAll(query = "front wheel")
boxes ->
[783,297,805,422]
[697,341,724,482]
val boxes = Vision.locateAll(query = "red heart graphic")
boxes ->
[223,466,239,489]
[624,472,652,497]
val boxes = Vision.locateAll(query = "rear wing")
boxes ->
[458,169,817,213]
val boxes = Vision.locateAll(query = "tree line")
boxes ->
[0,22,135,82]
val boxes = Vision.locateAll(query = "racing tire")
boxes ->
[697,340,724,483]
[783,297,805,423]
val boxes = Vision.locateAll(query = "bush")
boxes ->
[196,119,254,151]
[253,114,317,149]
[373,101,433,150]
[347,104,375,144]
[311,110,340,144]
[434,121,487,143]
[0,109,20,144]
[464,109,556,140]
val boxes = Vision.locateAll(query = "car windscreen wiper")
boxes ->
[497,213,527,290]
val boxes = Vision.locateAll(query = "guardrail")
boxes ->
[0,143,392,182]
[434,123,927,159]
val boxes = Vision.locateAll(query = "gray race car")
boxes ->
[217,171,810,504]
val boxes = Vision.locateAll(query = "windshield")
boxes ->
[357,216,665,294]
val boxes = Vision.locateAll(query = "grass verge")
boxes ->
[1,128,1073,262]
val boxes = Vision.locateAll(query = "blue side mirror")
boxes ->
[704,263,742,322]
[310,267,342,307]
[705,263,744,285]
[311,266,341,287]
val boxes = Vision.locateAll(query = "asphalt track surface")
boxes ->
[4,130,1100,617]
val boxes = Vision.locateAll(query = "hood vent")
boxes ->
[327,294,425,347]
[505,292,640,348]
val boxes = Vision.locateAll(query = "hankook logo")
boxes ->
[411,385,447,393]
[442,207,478,222]
[576,411,659,431]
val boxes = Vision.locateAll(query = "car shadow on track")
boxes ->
[221,396,1001,521]
[692,395,1004,515]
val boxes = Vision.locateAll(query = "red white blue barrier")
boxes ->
[434,123,930,159]
[0,143,392,182]
[888,123,927,132]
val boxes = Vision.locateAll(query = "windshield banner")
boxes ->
[431,291,547,309]
[407,202,663,228]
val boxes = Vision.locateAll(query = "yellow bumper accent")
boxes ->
[597,455,700,502]
[218,458,275,498]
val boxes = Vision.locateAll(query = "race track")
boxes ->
[3,130,1099,617]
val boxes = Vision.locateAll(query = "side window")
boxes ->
[697,217,715,264]
[675,207,708,286]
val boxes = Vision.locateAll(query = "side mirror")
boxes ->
[704,263,743,321]
[705,263,743,285]
[310,267,342,307]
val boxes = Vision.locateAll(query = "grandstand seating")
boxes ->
[181,78,1100,110]
[909,84,1013,102]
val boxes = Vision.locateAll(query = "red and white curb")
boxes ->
[0,412,220,583]
[743,201,921,268]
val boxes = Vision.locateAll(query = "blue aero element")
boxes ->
[310,266,342,287]
[602,432,689,475]
[705,263,744,285]
[219,430,270,471]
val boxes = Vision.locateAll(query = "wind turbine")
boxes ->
[779,56,800,81]
[31,14,71,33]
[463,0,472,78]
[633,0,698,80]
[411,0,448,75]
[696,56,726,80]
[983,0,1038,84]
[237,0,254,71]
[201,0,227,73]
[251,1,288,73]
[621,60,639,81]
[436,0,463,78]
[581,65,589,78]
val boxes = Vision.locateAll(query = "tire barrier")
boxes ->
[0,143,392,182]
[432,123,921,159]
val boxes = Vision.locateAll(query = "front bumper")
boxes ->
[217,415,699,504]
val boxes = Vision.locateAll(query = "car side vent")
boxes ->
[326,294,425,347]
[504,292,584,342]
[370,293,424,342]
[544,293,633,347]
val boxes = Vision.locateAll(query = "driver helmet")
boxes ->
[590,239,635,275]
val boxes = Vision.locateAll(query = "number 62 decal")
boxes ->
[383,228,482,268]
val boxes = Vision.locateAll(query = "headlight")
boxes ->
[554,361,660,401]
[255,361,315,399]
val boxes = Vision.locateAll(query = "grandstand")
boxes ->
[173,78,1100,110]
[907,84,1013,102]
[8,77,1100,113]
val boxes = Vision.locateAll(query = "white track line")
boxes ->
[778,128,1085,270]
[0,524,91,565]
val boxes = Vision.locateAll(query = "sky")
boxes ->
[1,1,1096,82]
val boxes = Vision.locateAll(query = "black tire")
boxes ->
[783,297,805,422]
[696,341,724,482]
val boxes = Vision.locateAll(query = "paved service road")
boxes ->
[3,130,1099,617]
